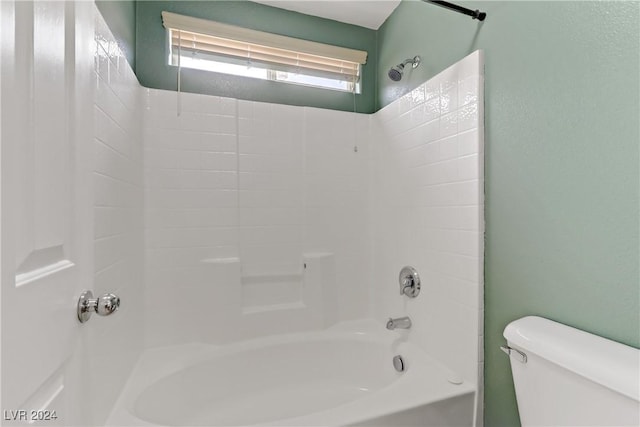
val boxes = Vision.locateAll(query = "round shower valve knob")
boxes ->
[77,290,121,323]
[398,266,421,298]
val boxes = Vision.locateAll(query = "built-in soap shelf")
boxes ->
[199,253,337,328]
[241,272,304,284]
[201,257,240,265]
[242,301,306,315]
[241,269,305,313]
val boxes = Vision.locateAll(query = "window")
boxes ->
[162,12,367,93]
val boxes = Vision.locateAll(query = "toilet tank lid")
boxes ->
[504,316,640,402]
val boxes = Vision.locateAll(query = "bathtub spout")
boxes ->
[386,316,412,330]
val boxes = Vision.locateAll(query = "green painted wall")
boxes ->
[95,1,136,71]
[378,1,639,426]
[135,1,377,113]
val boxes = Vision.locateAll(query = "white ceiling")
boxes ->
[251,1,401,30]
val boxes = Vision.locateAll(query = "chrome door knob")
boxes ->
[96,293,120,316]
[77,290,120,323]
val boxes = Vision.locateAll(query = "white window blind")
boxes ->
[162,11,368,91]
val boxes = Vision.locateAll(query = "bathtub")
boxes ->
[106,320,475,426]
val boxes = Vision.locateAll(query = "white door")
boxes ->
[1,1,94,425]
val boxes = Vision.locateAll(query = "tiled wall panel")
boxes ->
[372,50,484,422]
[143,90,240,346]
[304,107,371,321]
[143,90,371,346]
[88,12,144,426]
[238,101,305,278]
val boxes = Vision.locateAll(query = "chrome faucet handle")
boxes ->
[398,266,421,298]
[399,278,412,295]
[77,290,120,323]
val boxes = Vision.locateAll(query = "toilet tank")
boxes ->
[503,316,640,427]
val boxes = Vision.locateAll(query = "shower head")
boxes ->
[388,56,421,82]
[388,66,404,82]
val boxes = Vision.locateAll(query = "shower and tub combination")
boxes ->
[107,43,485,424]
[108,265,480,426]
[1,2,484,426]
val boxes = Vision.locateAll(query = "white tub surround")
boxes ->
[95,10,485,423]
[143,94,371,346]
[111,46,483,426]
[139,51,484,425]
[372,51,485,423]
[107,321,474,427]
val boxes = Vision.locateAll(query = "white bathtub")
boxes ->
[107,320,475,426]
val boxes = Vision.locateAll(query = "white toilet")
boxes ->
[503,316,640,426]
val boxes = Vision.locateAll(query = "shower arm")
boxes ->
[400,58,417,67]
[423,0,487,21]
